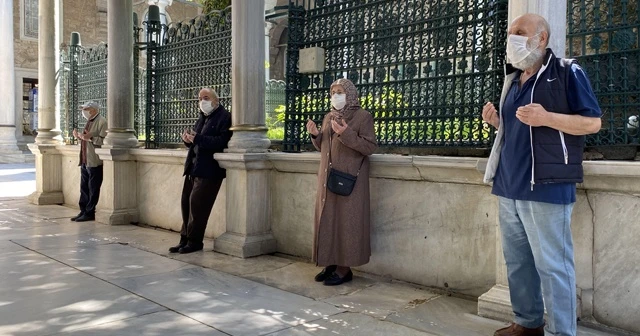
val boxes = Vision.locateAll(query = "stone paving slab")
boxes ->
[246,262,377,300]
[36,243,197,281]
[322,282,441,319]
[0,248,165,336]
[0,199,81,220]
[50,311,225,336]
[386,295,509,336]
[111,266,344,336]
[267,312,437,336]
[9,225,138,250]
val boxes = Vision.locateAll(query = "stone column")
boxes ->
[28,0,63,204]
[214,0,276,258]
[94,0,139,225]
[35,0,60,144]
[478,0,569,322]
[104,0,137,149]
[0,0,22,161]
[264,22,273,82]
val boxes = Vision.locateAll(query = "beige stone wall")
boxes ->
[13,0,38,69]
[62,0,201,48]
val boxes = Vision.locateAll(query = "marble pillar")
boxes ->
[214,0,276,258]
[477,0,570,322]
[0,0,22,161]
[104,0,137,148]
[29,0,63,204]
[94,0,139,225]
[34,0,60,144]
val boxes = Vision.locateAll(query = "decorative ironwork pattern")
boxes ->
[145,8,232,148]
[567,0,640,146]
[283,0,508,152]
[75,43,109,144]
[59,49,72,143]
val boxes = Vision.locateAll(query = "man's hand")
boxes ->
[306,119,319,136]
[516,103,549,127]
[331,119,348,135]
[184,132,195,143]
[72,129,79,139]
[482,102,500,128]
[80,130,91,141]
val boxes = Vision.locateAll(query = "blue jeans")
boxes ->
[498,197,576,336]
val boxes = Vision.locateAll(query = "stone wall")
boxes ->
[13,0,38,69]
[62,0,202,47]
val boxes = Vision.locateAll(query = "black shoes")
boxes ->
[323,270,353,286]
[168,242,187,253]
[314,265,337,282]
[74,214,95,222]
[70,212,84,221]
[178,243,203,254]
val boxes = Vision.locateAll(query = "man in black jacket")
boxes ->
[169,88,232,254]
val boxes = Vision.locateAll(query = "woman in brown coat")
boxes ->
[305,78,378,286]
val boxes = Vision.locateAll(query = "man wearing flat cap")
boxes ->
[71,101,108,222]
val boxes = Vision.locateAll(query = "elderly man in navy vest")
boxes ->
[482,14,602,336]
[168,88,232,254]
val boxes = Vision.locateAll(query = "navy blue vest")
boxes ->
[506,50,585,184]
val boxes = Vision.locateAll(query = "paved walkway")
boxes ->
[0,164,628,335]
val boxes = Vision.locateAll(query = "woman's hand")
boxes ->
[331,119,348,135]
[306,119,319,136]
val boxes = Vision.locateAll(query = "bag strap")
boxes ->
[329,132,366,176]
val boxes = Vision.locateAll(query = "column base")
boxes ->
[28,191,64,205]
[34,130,62,145]
[95,148,138,226]
[96,208,139,226]
[214,232,277,258]
[103,131,139,149]
[28,143,64,205]
[226,130,271,153]
[478,284,514,322]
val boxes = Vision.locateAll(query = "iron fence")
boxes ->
[60,24,144,145]
[283,0,509,152]
[567,0,640,146]
[144,7,232,148]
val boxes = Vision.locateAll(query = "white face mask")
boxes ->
[331,94,347,110]
[82,110,92,120]
[506,34,540,65]
[199,100,216,115]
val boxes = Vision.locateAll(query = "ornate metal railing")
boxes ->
[567,0,640,146]
[61,24,144,145]
[283,0,508,152]
[59,48,71,143]
[144,7,232,148]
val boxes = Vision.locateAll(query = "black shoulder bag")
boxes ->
[326,133,365,196]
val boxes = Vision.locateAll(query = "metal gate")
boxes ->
[567,0,640,146]
[144,8,232,148]
[283,0,509,152]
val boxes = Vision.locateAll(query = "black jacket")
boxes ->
[183,104,232,179]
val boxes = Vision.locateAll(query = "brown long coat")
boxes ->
[311,108,378,267]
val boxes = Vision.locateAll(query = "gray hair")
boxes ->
[535,16,551,46]
[201,87,219,99]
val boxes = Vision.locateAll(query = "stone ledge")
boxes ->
[129,148,187,165]
[215,153,273,170]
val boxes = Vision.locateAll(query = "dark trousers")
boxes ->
[180,176,224,247]
[79,165,104,216]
